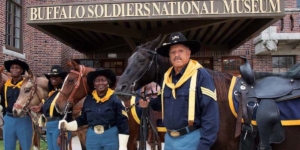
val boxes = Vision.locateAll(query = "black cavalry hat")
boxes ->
[87,68,116,90]
[45,65,68,80]
[156,32,201,58]
[4,59,29,75]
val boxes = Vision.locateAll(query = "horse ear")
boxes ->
[149,34,162,50]
[67,60,74,69]
[70,59,80,71]
[27,69,34,79]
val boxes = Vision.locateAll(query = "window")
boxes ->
[101,59,125,76]
[297,0,300,7]
[272,56,295,73]
[192,57,213,69]
[221,56,244,76]
[5,0,22,52]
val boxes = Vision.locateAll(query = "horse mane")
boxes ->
[205,69,233,100]
[136,35,162,51]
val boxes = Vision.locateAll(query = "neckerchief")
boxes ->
[164,59,202,99]
[48,90,56,97]
[4,78,23,89]
[48,89,59,97]
[92,88,114,103]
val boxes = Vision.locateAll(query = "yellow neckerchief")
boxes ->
[4,78,24,107]
[164,59,202,99]
[48,88,61,97]
[92,88,114,103]
[49,89,60,117]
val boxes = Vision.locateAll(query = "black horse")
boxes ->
[115,35,300,150]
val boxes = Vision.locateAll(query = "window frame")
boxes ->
[191,57,213,70]
[221,56,244,76]
[5,0,23,53]
[272,55,295,73]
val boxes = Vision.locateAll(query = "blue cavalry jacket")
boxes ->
[42,90,73,121]
[150,66,220,150]
[76,94,129,134]
[1,79,23,115]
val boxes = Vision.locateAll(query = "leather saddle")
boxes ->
[235,56,300,150]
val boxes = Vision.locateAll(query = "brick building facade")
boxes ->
[0,0,299,76]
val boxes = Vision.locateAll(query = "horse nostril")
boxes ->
[13,109,17,116]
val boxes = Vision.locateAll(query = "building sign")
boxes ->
[27,0,284,23]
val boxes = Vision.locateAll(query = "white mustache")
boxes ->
[174,57,182,61]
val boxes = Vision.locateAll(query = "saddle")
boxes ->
[236,57,300,150]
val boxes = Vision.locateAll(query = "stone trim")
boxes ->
[3,46,26,59]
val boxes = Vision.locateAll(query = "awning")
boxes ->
[27,0,285,54]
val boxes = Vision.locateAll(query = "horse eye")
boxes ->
[68,79,75,83]
[24,88,30,93]
[138,58,145,63]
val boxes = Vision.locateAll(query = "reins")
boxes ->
[132,49,160,92]
[59,65,89,150]
[13,76,46,142]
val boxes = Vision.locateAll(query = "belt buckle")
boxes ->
[169,130,180,137]
[94,125,104,134]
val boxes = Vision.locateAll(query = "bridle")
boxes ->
[131,49,160,93]
[59,65,89,117]
[13,76,42,113]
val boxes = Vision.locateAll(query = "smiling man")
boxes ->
[139,32,220,150]
[1,59,32,150]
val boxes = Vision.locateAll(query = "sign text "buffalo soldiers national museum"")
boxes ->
[28,0,283,22]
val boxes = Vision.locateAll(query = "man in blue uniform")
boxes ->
[139,32,220,150]
[1,59,32,150]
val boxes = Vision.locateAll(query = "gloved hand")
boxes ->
[58,120,78,131]
[119,134,129,150]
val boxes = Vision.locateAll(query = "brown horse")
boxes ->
[114,35,300,150]
[0,66,10,139]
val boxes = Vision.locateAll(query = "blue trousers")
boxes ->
[164,129,201,150]
[3,114,33,150]
[46,120,71,150]
[86,126,119,150]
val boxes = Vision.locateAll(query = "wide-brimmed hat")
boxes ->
[4,59,29,75]
[87,68,116,89]
[45,65,68,80]
[156,32,201,58]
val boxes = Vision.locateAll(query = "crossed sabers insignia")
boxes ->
[172,35,179,40]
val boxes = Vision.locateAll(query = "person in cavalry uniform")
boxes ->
[0,59,32,150]
[58,68,129,150]
[30,65,72,150]
[139,32,220,150]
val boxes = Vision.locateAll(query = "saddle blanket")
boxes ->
[229,76,300,126]
[130,96,166,132]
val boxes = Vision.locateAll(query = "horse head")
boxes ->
[54,59,95,114]
[13,70,48,117]
[115,35,170,101]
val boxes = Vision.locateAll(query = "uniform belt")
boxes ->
[92,123,116,130]
[46,116,62,122]
[167,126,198,137]
[6,112,14,117]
